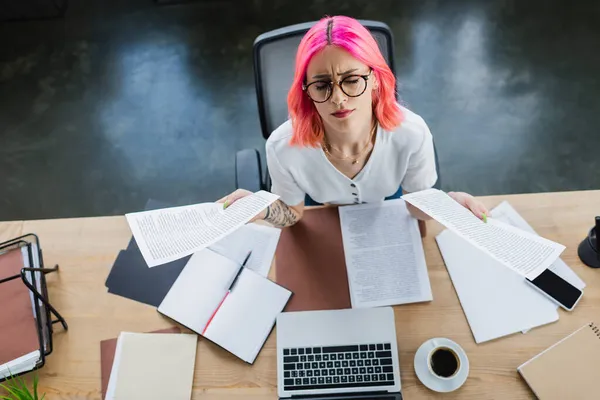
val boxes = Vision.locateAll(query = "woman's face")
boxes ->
[305,46,376,133]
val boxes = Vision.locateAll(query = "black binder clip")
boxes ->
[0,234,68,382]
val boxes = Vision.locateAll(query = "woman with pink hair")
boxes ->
[221,16,488,227]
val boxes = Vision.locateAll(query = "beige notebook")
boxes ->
[518,322,600,399]
[106,333,197,400]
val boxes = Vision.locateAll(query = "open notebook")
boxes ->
[518,323,600,399]
[158,249,292,363]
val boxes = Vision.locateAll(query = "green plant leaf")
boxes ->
[0,381,23,398]
[0,373,37,400]
[32,375,38,400]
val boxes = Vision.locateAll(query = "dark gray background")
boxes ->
[1,0,599,221]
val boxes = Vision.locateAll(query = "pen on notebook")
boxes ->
[202,251,253,336]
[227,251,252,292]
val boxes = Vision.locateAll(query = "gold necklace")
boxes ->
[323,123,377,165]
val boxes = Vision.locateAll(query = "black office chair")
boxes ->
[235,20,440,193]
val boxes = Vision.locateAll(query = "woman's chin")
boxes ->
[327,115,354,130]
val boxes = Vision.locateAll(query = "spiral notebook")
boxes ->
[518,322,600,399]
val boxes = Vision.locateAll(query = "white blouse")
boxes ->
[265,106,438,206]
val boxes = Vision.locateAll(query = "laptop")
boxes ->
[277,307,402,400]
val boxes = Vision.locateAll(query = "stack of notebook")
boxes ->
[104,331,197,400]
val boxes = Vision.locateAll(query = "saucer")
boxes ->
[414,338,469,392]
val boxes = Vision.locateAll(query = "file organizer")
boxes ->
[0,234,68,382]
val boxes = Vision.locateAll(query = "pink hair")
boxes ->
[287,16,403,147]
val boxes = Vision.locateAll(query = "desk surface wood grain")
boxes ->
[1,190,599,399]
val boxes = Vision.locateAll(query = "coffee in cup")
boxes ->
[428,346,460,378]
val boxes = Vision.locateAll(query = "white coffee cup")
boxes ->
[414,338,469,392]
[427,342,461,379]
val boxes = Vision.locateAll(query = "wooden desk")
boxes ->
[1,190,599,399]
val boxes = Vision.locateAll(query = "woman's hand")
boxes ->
[448,191,489,220]
[217,189,267,222]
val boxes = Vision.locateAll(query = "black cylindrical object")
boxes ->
[578,217,599,268]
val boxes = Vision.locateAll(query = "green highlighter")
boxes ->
[482,213,488,223]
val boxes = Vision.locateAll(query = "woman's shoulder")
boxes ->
[384,106,431,148]
[266,119,294,150]
[394,106,430,135]
[266,120,316,160]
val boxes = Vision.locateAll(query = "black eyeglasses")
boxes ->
[302,70,372,103]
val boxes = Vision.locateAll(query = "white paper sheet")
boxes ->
[338,199,433,308]
[105,333,125,400]
[209,223,281,277]
[21,243,50,353]
[436,230,559,343]
[158,249,237,334]
[490,201,586,290]
[204,267,292,363]
[403,189,565,280]
[0,350,40,379]
[125,190,279,267]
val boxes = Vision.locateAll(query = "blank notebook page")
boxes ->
[106,333,197,400]
[518,323,600,400]
[204,267,291,363]
[158,249,237,333]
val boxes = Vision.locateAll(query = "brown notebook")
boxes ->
[100,327,180,399]
[0,248,40,366]
[518,322,600,399]
[275,207,352,312]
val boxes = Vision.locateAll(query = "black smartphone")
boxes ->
[526,269,583,311]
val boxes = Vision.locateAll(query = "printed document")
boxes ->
[403,189,565,280]
[125,191,279,267]
[338,199,433,308]
[490,201,585,290]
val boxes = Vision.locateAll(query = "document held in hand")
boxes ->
[403,189,565,280]
[158,249,291,363]
[125,191,279,267]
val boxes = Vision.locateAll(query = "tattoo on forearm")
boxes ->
[264,200,299,227]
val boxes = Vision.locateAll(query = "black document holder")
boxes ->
[0,234,68,382]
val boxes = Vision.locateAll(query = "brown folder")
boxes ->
[518,322,600,399]
[0,249,40,366]
[274,207,352,312]
[274,206,427,312]
[100,327,180,399]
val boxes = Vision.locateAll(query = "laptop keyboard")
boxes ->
[282,343,396,391]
